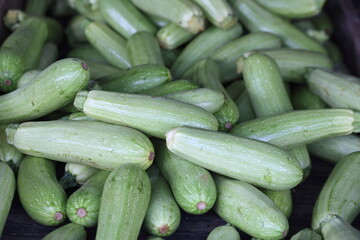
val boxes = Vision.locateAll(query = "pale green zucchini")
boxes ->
[172,24,243,79]
[69,0,98,15]
[97,65,171,93]
[68,44,108,64]
[68,112,97,121]
[234,90,255,123]
[131,0,204,34]
[66,170,110,227]
[225,80,245,100]
[59,163,99,189]
[99,0,156,39]
[141,80,198,96]
[231,109,356,149]
[263,189,292,219]
[0,58,89,124]
[74,90,218,138]
[85,22,131,69]
[207,225,240,240]
[6,120,154,170]
[157,23,194,50]
[65,15,91,46]
[86,61,120,79]
[16,70,41,88]
[42,223,87,240]
[291,85,327,110]
[0,124,23,168]
[211,32,282,83]
[320,215,360,240]
[95,164,151,240]
[144,165,181,237]
[166,127,303,190]
[230,0,326,54]
[293,19,329,44]
[324,41,343,65]
[17,156,67,226]
[0,162,16,236]
[25,0,54,16]
[213,174,289,240]
[146,14,171,28]
[312,152,360,231]
[38,42,59,70]
[290,228,322,240]
[161,49,180,68]
[155,140,217,214]
[147,237,164,240]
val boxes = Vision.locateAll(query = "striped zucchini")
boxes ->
[68,44,108,64]
[42,223,87,240]
[74,90,218,139]
[0,58,89,124]
[66,170,110,227]
[0,162,16,236]
[70,0,98,15]
[95,164,151,240]
[213,174,289,240]
[99,0,156,39]
[230,0,326,54]
[166,127,303,190]
[231,109,356,149]
[0,18,47,92]
[291,85,327,110]
[155,140,217,214]
[97,65,171,93]
[6,120,154,170]
[312,152,360,231]
[68,112,97,121]
[320,215,360,240]
[17,156,67,226]
[86,61,120,79]
[207,225,240,240]
[144,164,181,237]
[146,14,171,28]
[263,189,292,219]
[141,79,198,96]
[65,15,91,46]
[157,23,194,50]
[290,228,322,240]
[59,163,99,189]
[25,0,53,16]
[0,124,23,168]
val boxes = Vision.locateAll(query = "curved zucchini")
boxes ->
[0,124,23,168]
[157,23,194,50]
[66,170,110,227]
[312,152,360,231]
[59,163,99,189]
[290,228,322,240]
[0,58,90,124]
[17,156,67,226]
[155,140,217,214]
[166,127,303,190]
[42,223,87,240]
[207,225,240,240]
[213,174,289,240]
[95,164,151,240]
[320,215,360,240]
[6,120,154,170]
[74,90,218,139]
[0,162,16,236]
[144,165,181,237]
[141,80,198,96]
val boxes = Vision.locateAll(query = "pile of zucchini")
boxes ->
[0,0,360,239]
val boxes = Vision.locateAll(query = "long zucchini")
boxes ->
[141,79,198,96]
[290,228,322,240]
[0,124,23,168]
[0,162,16,236]
[157,23,194,50]
[320,215,360,240]
[42,223,87,240]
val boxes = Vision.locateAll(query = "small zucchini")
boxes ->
[17,156,67,226]
[74,90,218,139]
[141,79,198,96]
[59,163,99,189]
[207,225,240,240]
[95,164,151,240]
[290,228,322,240]
[166,127,303,190]
[320,214,360,240]
[157,23,194,50]
[42,223,87,240]
[0,162,16,236]
[144,164,181,237]
[66,170,110,227]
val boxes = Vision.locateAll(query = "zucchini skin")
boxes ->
[144,165,181,237]
[66,170,110,227]
[0,124,23,168]
[38,42,59,70]
[166,127,303,190]
[86,61,120,79]
[291,85,326,110]
[68,44,108,64]
[7,120,154,170]
[141,79,198,96]
[312,152,360,231]
[320,215,360,240]
[213,174,289,240]
[290,228,322,240]
[234,90,255,123]
[263,189,292,219]
[0,162,16,236]
[42,223,87,240]
[225,80,245,100]
[206,225,240,240]
[0,58,90,124]
[75,90,218,139]
[157,23,194,50]
[17,156,67,226]
[231,109,355,149]
[155,140,217,214]
[95,164,151,240]
[0,18,48,92]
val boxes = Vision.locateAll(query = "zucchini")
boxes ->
[0,162,16,236]
[225,80,245,100]
[127,31,164,66]
[263,189,292,219]
[131,0,204,34]
[290,228,322,240]
[213,174,289,240]
[25,0,54,16]
[59,163,99,189]
[161,49,180,68]
[0,18,48,92]
[155,140,217,214]
[291,85,327,110]
[7,120,154,170]
[146,14,171,28]
[17,156,67,226]
[147,237,164,240]
[99,0,156,39]
[95,164,151,240]
[74,90,218,139]
[97,65,171,93]
[231,109,356,149]
[141,79,198,96]
[86,61,120,79]
[207,225,240,240]
[230,0,326,54]
[66,170,110,227]
[144,164,181,236]
[312,152,360,231]
[210,32,282,84]
[68,112,97,121]
[42,223,87,240]
[166,127,303,190]
[16,70,41,88]
[0,58,89,124]
[172,24,243,79]
[234,91,255,123]
[324,41,343,65]
[320,215,360,240]
[38,42,59,70]
[293,19,329,44]
[0,124,23,168]
[157,23,194,50]
[65,15,91,46]
[68,44,108,64]
[70,0,98,15]
[85,22,131,69]
[312,12,333,36]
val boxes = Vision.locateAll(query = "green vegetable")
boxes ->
[320,215,360,240]
[68,44,108,64]
[59,163,99,189]
[42,223,87,240]
[142,79,198,96]
[291,85,327,110]
[0,124,23,168]
[157,23,194,50]
[207,225,241,240]
[290,228,322,240]
[0,162,16,236]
